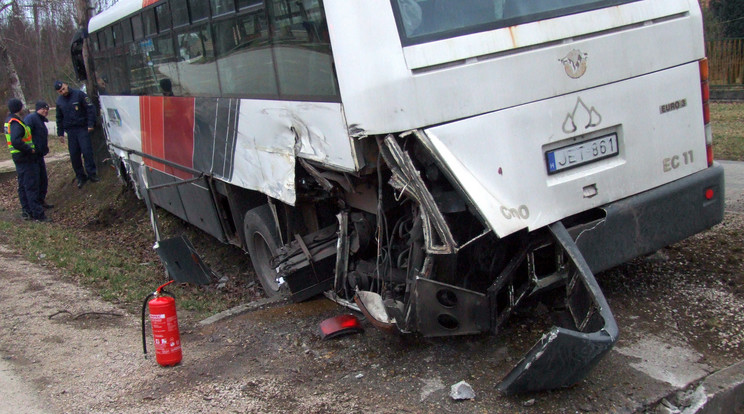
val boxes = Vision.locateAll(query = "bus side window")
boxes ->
[213,9,278,96]
[175,25,218,96]
[156,2,172,32]
[268,0,337,99]
[172,0,189,27]
[211,0,236,17]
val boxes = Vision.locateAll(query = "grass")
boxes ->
[711,102,744,161]
[0,160,260,320]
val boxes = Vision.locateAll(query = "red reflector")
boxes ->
[319,314,363,340]
[703,101,710,124]
[705,188,714,200]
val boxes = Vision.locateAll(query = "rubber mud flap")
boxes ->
[497,222,619,395]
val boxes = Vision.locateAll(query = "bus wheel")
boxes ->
[243,205,286,298]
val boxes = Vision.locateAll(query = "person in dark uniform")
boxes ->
[4,99,49,222]
[24,101,53,209]
[54,81,98,189]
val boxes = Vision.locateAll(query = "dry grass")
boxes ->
[711,102,744,161]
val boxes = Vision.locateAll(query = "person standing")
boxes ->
[54,81,99,189]
[24,101,53,209]
[4,99,49,222]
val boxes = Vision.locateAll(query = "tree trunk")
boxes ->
[0,40,27,109]
[74,0,108,164]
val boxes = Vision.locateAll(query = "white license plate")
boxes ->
[546,133,619,175]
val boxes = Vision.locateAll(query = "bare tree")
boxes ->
[1,1,27,111]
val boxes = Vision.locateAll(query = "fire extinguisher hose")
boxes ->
[141,280,177,357]
[141,292,156,356]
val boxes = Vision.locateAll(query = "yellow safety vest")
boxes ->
[4,117,33,154]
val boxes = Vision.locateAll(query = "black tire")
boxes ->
[243,205,286,297]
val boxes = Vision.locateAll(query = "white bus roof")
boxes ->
[89,0,144,34]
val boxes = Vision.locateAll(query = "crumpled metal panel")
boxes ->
[231,100,353,205]
[497,221,618,394]
[378,135,456,254]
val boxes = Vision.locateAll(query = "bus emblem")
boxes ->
[562,97,602,134]
[559,49,588,79]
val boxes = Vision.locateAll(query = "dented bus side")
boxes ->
[80,0,724,393]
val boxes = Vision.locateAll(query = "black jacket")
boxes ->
[24,112,49,156]
[55,88,96,134]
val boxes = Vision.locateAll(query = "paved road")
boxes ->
[720,160,744,213]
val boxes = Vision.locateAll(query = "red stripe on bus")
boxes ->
[142,0,158,7]
[163,97,196,180]
[140,96,166,172]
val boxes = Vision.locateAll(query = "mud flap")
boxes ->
[154,236,214,285]
[497,221,618,394]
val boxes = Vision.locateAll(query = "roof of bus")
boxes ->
[89,0,146,34]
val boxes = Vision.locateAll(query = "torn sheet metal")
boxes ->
[497,221,618,394]
[231,100,355,205]
[379,135,456,254]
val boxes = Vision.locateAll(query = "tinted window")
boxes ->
[156,3,172,31]
[128,34,177,95]
[92,32,100,52]
[268,0,337,99]
[392,0,641,45]
[172,0,189,27]
[103,26,114,49]
[131,14,144,40]
[122,19,134,43]
[176,25,218,95]
[212,0,235,16]
[238,0,261,10]
[113,23,124,46]
[143,8,158,36]
[189,0,210,21]
[214,10,276,96]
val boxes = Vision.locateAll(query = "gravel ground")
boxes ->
[0,158,741,413]
[0,211,742,413]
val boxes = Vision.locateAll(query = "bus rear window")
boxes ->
[392,0,640,46]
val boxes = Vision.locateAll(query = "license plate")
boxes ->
[546,133,619,175]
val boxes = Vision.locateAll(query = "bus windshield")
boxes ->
[393,0,641,45]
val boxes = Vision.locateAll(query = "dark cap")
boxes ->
[35,101,49,110]
[54,80,64,91]
[7,98,23,114]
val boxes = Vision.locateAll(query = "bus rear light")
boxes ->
[705,124,714,166]
[700,58,713,167]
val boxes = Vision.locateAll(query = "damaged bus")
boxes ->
[75,0,724,394]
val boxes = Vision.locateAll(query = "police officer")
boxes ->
[24,101,53,209]
[54,81,99,189]
[4,99,49,222]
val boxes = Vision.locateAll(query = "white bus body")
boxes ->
[79,0,724,393]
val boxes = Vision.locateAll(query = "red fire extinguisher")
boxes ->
[141,280,182,367]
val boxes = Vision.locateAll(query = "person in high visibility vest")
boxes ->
[4,98,49,222]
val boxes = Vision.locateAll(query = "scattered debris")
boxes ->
[450,380,475,401]
[523,398,536,407]
[319,314,363,340]
[419,377,445,402]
